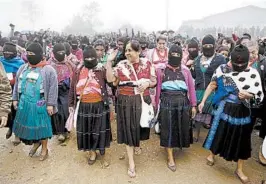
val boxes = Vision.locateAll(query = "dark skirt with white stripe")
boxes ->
[159,91,193,149]
[76,101,111,155]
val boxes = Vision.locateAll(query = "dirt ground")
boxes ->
[0,125,265,184]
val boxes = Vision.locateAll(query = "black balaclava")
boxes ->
[188,39,199,60]
[140,40,148,50]
[3,42,17,60]
[83,46,98,69]
[71,40,78,50]
[168,45,183,67]
[202,35,215,58]
[231,44,250,72]
[64,42,71,56]
[110,42,117,49]
[26,42,43,65]
[258,41,266,56]
[53,43,66,62]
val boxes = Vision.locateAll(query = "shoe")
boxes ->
[39,150,49,161]
[29,143,41,157]
[234,171,251,184]
[6,129,12,139]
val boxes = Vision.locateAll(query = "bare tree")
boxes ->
[64,1,103,35]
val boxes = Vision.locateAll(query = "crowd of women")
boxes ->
[0,31,266,183]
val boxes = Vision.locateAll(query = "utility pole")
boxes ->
[166,0,169,30]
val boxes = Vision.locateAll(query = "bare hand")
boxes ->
[238,91,253,100]
[198,102,205,113]
[137,81,149,93]
[13,101,18,110]
[191,107,197,119]
[0,117,7,128]
[47,106,54,116]
[69,107,75,114]
[107,50,119,63]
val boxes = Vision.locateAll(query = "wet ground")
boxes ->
[0,125,265,184]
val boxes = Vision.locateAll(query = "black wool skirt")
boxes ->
[76,101,111,155]
[159,92,193,149]
[203,102,253,162]
[51,86,69,135]
[116,94,150,147]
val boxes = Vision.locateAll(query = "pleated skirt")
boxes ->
[203,102,253,162]
[13,97,52,145]
[116,94,150,147]
[76,101,111,155]
[159,92,193,148]
[51,87,69,135]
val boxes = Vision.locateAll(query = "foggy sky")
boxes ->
[0,0,265,35]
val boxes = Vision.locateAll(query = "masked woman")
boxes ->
[0,42,24,144]
[194,35,226,141]
[198,44,264,184]
[12,42,58,161]
[68,46,111,166]
[49,43,73,143]
[155,45,197,172]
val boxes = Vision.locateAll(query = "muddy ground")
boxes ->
[0,125,265,184]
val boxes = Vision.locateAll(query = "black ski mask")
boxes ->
[3,42,17,60]
[71,40,78,50]
[64,42,71,56]
[188,39,199,60]
[53,43,66,62]
[231,44,250,72]
[258,41,266,56]
[26,42,43,65]
[83,46,98,69]
[202,35,215,58]
[168,45,183,67]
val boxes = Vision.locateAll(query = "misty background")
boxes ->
[0,0,266,36]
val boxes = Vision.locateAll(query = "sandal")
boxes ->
[127,167,136,178]
[167,162,177,172]
[134,147,142,155]
[88,154,97,165]
[29,143,41,157]
[206,158,214,166]
[58,134,66,142]
[39,150,49,161]
[234,171,251,184]
[12,140,21,146]
[119,154,125,160]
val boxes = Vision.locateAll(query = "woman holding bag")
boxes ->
[106,40,157,178]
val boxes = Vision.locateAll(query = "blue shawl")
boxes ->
[0,56,24,73]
